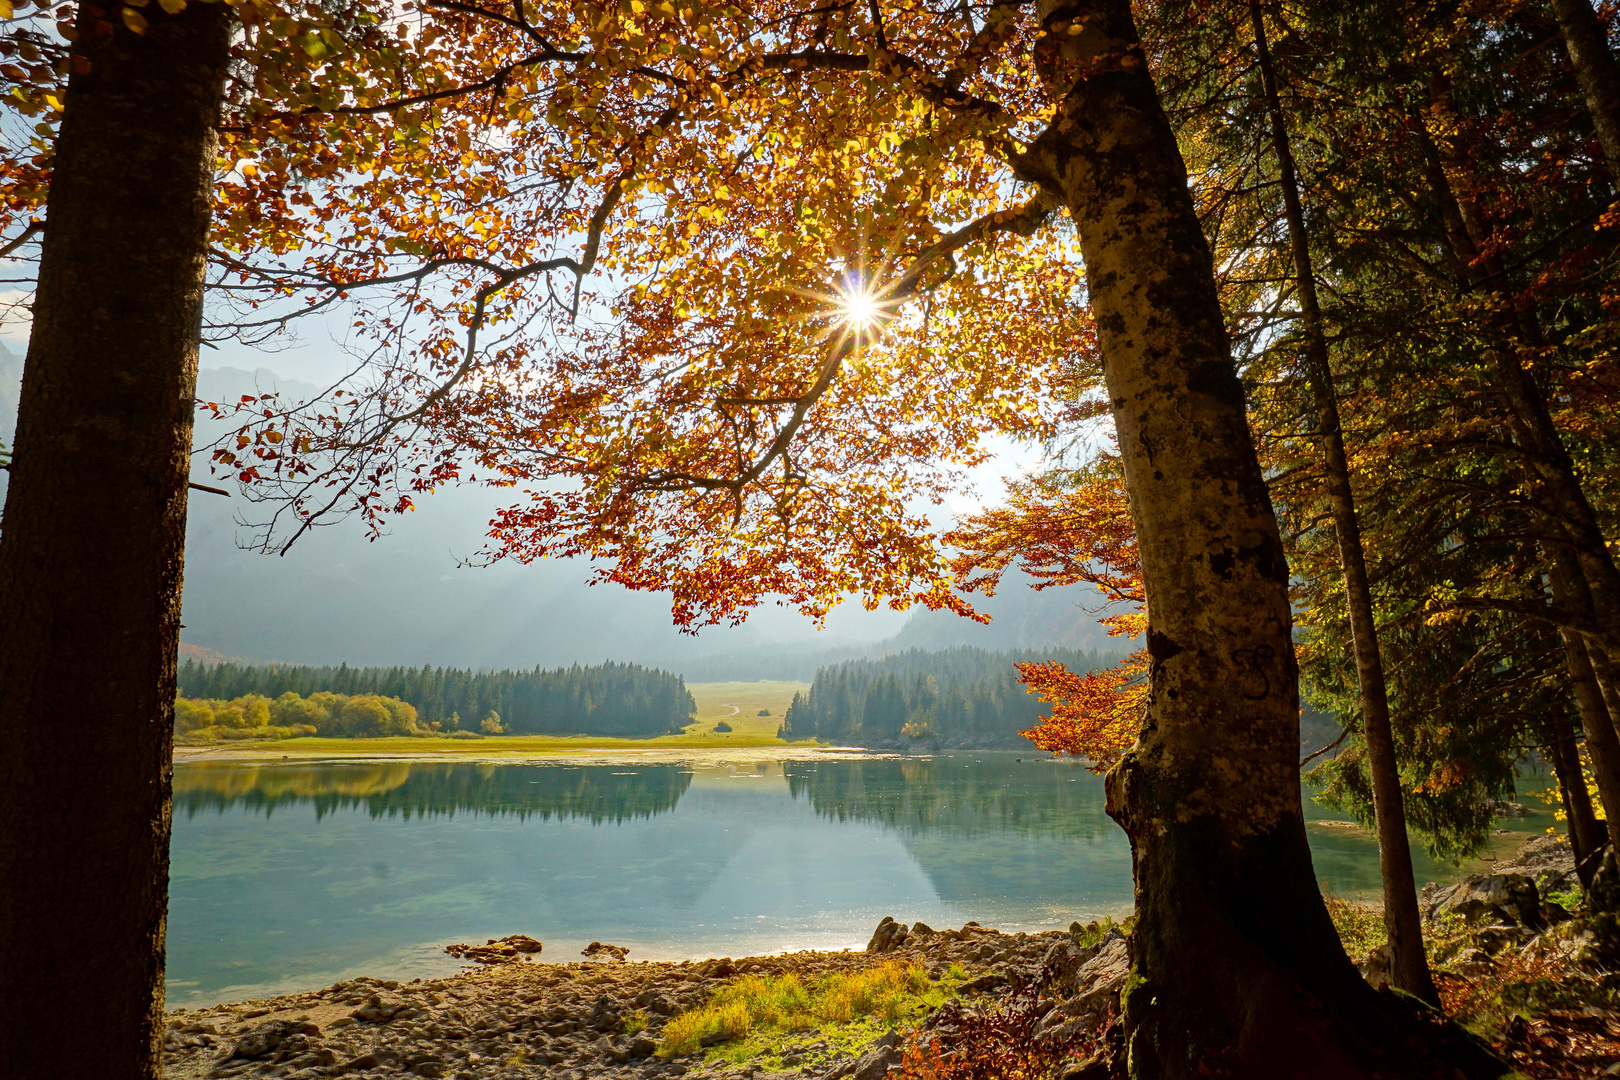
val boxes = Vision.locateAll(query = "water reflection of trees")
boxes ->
[782,756,1116,840]
[173,762,692,822]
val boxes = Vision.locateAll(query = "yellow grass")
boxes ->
[658,962,936,1058]
[684,681,808,741]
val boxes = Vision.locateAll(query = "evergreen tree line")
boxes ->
[779,646,1118,748]
[176,660,694,738]
[782,757,1115,840]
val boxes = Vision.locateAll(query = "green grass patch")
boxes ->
[1068,915,1130,949]
[657,961,958,1066]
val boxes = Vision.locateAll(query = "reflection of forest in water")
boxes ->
[783,756,1115,841]
[173,755,1115,837]
[173,762,692,823]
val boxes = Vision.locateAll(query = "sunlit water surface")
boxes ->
[166,752,1557,1006]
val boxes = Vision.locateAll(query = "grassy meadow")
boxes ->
[174,680,810,757]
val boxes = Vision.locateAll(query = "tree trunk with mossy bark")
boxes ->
[1014,0,1504,1074]
[0,4,231,1079]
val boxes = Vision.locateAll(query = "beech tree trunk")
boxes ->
[1248,0,1437,1005]
[1548,0,1620,180]
[0,5,230,1079]
[1017,1,1502,1074]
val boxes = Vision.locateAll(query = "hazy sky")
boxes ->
[0,296,1106,675]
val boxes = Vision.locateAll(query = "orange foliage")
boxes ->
[946,462,1146,770]
[945,466,1142,607]
[1014,654,1146,772]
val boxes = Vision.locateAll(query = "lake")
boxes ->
[165,751,1558,1006]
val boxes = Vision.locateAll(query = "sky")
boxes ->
[0,328,1113,676]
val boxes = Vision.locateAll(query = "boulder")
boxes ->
[1053,1056,1113,1080]
[588,995,622,1031]
[229,1020,303,1059]
[1033,931,1129,1041]
[1491,833,1581,896]
[866,917,909,953]
[851,1044,900,1080]
[848,1032,901,1080]
[1041,932,1118,991]
[1355,944,1392,989]
[349,994,406,1023]
[581,941,630,961]
[1421,873,1546,932]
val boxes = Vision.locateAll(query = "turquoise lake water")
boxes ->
[165,751,1557,1006]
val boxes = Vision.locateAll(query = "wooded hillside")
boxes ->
[779,647,1117,748]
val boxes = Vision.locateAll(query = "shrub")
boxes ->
[894,949,1120,1080]
[174,690,423,739]
[173,698,215,733]
[714,721,733,733]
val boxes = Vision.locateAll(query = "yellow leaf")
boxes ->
[0,0,11,20]
[125,0,151,6]
[158,0,187,13]
[121,6,148,31]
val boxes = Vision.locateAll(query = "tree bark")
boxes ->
[1017,1,1502,1074]
[1551,553,1620,847]
[1548,0,1620,180]
[1547,709,1605,886]
[1420,80,1620,656]
[1247,0,1438,1006]
[0,4,230,1079]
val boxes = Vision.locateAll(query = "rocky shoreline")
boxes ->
[161,921,1115,1080]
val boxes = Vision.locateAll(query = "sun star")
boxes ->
[838,287,880,330]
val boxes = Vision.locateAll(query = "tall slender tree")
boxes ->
[1548,0,1620,178]
[1245,0,1436,1003]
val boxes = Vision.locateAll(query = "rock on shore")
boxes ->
[162,921,1086,1080]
